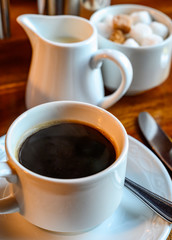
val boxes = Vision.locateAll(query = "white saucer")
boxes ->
[0,135,171,240]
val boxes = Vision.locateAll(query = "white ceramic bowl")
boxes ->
[90,4,172,95]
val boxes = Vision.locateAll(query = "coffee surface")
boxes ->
[18,122,116,179]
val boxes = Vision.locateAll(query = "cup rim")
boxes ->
[90,3,172,50]
[5,101,128,184]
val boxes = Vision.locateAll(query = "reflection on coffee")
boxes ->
[54,36,82,43]
[18,121,116,179]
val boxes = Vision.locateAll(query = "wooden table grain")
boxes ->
[0,0,171,239]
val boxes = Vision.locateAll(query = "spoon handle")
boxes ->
[124,177,172,223]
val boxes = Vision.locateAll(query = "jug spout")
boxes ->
[17,14,42,47]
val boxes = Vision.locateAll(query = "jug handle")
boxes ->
[0,162,19,214]
[90,49,133,109]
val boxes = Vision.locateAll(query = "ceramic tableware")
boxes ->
[90,4,172,95]
[0,101,128,233]
[17,15,132,109]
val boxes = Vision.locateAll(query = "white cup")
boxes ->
[0,101,128,233]
[90,4,172,95]
[17,15,133,109]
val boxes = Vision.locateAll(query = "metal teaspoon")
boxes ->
[138,112,172,172]
[124,177,172,223]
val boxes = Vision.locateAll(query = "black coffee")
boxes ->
[18,122,116,179]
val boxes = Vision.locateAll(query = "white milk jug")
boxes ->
[17,14,133,109]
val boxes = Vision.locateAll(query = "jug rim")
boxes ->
[17,14,98,47]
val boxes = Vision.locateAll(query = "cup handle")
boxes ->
[90,49,133,109]
[0,162,19,214]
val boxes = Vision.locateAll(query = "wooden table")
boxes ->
[0,0,171,239]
